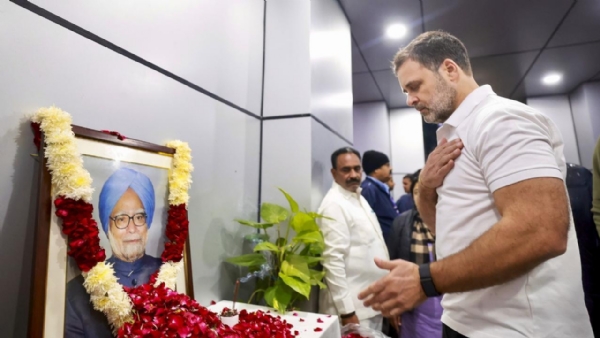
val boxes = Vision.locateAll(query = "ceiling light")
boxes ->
[542,73,562,86]
[386,24,407,39]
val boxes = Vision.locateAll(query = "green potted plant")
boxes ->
[225,188,327,313]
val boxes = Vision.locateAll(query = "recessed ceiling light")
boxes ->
[542,73,562,86]
[386,24,407,39]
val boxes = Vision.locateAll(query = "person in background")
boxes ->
[569,162,600,337]
[387,176,396,192]
[396,173,416,214]
[388,172,442,338]
[317,147,391,331]
[592,137,600,238]
[358,30,592,338]
[361,150,399,240]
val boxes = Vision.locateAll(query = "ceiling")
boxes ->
[340,0,600,108]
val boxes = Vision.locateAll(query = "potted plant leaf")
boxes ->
[225,188,327,313]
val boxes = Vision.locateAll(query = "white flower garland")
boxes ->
[32,107,193,334]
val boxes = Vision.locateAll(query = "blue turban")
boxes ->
[98,168,155,234]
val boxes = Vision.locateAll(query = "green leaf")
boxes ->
[286,253,323,266]
[253,242,279,252]
[280,260,310,283]
[309,269,327,289]
[279,272,311,299]
[235,219,275,230]
[264,280,293,313]
[299,245,310,256]
[225,253,266,267]
[290,212,311,232]
[279,188,299,213]
[301,256,323,267]
[290,212,320,233]
[293,230,323,244]
[261,203,290,224]
[307,212,334,221]
[307,242,325,255]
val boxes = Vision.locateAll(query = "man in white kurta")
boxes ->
[318,147,389,331]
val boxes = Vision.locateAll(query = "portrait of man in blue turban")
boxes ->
[65,167,163,337]
[98,167,162,286]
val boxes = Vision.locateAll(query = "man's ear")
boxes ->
[440,58,460,82]
[330,168,336,178]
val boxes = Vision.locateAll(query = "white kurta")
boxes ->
[317,182,389,321]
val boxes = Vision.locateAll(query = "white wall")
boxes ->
[261,117,313,209]
[389,108,425,200]
[527,96,580,165]
[261,0,352,209]
[32,0,265,116]
[586,82,600,141]
[310,0,353,141]
[352,102,390,156]
[263,0,311,117]
[570,82,600,169]
[0,1,262,336]
[260,0,352,313]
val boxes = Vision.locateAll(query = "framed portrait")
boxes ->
[29,126,194,338]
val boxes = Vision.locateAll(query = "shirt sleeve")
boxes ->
[319,201,355,315]
[471,107,563,193]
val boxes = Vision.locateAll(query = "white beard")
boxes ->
[108,230,146,262]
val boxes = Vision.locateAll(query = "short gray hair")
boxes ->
[392,31,472,76]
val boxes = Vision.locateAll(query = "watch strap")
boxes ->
[419,263,441,297]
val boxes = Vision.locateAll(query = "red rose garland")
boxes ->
[54,197,106,271]
[162,204,189,263]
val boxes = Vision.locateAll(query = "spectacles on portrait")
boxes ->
[110,213,148,229]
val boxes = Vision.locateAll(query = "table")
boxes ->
[209,300,342,338]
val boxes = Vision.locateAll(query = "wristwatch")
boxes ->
[419,263,442,297]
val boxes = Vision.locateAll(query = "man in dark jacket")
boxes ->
[360,150,399,240]
[566,163,600,337]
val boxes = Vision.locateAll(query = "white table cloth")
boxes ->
[209,300,342,338]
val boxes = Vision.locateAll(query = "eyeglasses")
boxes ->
[109,213,148,229]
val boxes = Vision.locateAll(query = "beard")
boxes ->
[108,230,146,262]
[417,75,457,124]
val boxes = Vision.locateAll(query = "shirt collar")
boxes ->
[332,181,361,199]
[443,85,495,128]
[366,176,390,194]
[107,254,146,273]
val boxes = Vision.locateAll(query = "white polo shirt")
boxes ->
[435,85,593,338]
[317,182,389,320]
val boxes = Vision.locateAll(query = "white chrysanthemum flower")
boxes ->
[154,261,183,290]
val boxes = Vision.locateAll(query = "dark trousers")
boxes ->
[443,324,468,338]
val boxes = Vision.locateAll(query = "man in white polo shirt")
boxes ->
[358,31,593,338]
